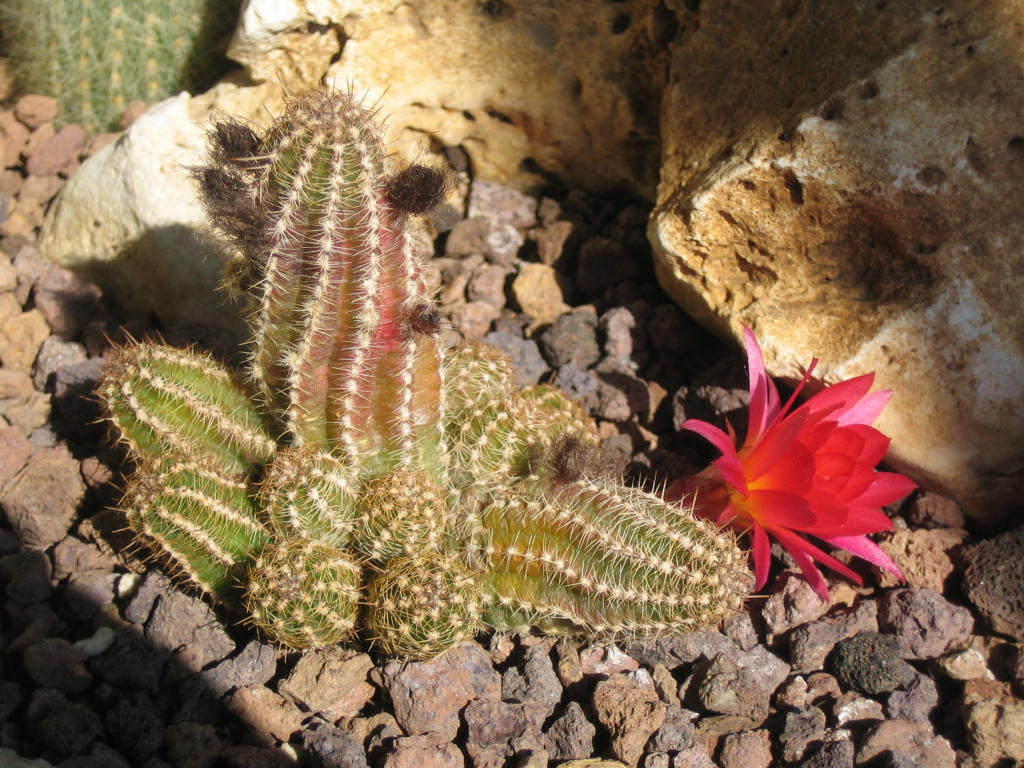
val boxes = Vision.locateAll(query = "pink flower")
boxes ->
[670,327,915,600]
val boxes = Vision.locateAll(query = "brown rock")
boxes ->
[649,0,1024,524]
[51,536,114,580]
[26,124,86,176]
[877,526,968,592]
[202,640,278,698]
[22,638,91,694]
[233,0,669,192]
[717,730,771,768]
[0,111,30,167]
[789,599,879,673]
[379,642,500,740]
[779,707,827,763]
[15,95,59,129]
[463,698,548,768]
[511,263,571,327]
[220,744,296,768]
[906,491,966,529]
[962,526,1024,639]
[530,220,574,267]
[467,264,509,309]
[449,301,499,340]
[832,691,885,727]
[384,734,464,768]
[23,122,56,158]
[445,217,490,257]
[0,293,20,327]
[225,685,303,745]
[579,645,641,677]
[856,719,955,768]
[0,445,85,549]
[19,174,64,224]
[761,572,830,641]
[279,648,374,721]
[144,587,235,673]
[0,308,50,371]
[934,637,995,682]
[3,390,51,434]
[695,647,790,723]
[31,259,103,339]
[165,721,222,768]
[546,701,596,761]
[0,424,31,487]
[963,692,1024,767]
[592,674,666,768]
[877,588,974,659]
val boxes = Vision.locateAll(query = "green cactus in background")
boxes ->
[0,0,241,132]
[98,87,752,659]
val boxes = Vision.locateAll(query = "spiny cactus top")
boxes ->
[98,87,752,659]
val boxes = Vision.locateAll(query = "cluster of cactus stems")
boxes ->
[0,0,240,131]
[98,87,752,659]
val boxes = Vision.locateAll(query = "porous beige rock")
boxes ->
[230,0,668,193]
[650,0,1024,525]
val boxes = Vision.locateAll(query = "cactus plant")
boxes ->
[0,0,241,132]
[98,86,752,658]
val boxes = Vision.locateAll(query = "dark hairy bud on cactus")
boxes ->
[98,86,752,659]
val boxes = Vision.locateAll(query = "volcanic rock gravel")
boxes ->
[0,91,1022,768]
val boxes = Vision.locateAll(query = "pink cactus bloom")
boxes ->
[670,327,916,600]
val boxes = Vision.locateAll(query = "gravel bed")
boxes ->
[0,92,1022,768]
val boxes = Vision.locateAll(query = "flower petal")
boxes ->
[682,419,738,459]
[750,523,772,591]
[823,534,905,580]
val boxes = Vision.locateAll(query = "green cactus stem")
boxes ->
[479,474,753,638]
[366,552,481,659]
[0,0,241,132]
[122,459,268,601]
[261,445,359,548]
[197,88,450,483]
[245,539,362,649]
[99,342,276,478]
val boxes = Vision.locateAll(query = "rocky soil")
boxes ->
[0,90,1022,768]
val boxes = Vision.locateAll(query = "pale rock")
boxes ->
[230,0,667,193]
[649,0,1024,525]
[963,693,1024,768]
[511,263,570,328]
[38,85,284,343]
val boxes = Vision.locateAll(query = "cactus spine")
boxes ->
[0,0,241,132]
[99,87,752,659]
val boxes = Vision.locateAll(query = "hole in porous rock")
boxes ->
[821,97,844,121]
[858,80,880,100]
[782,169,804,205]
[652,2,679,46]
[486,109,515,125]
[1007,136,1024,156]
[916,165,946,186]
[611,13,631,33]
[480,0,509,18]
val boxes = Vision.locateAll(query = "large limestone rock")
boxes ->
[231,0,668,194]
[650,0,1024,526]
